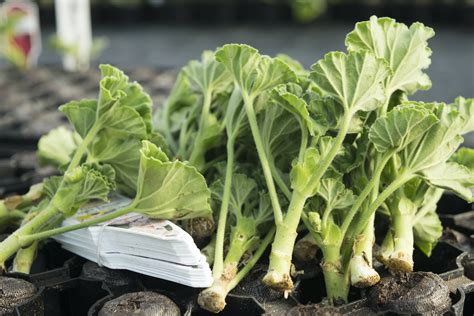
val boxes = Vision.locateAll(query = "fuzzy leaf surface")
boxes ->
[346,16,434,95]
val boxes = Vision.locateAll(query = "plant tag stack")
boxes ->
[52,195,213,287]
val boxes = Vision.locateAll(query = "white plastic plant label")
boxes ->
[0,0,41,69]
[54,0,92,71]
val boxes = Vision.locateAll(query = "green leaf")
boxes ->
[88,106,148,195]
[211,173,257,218]
[215,44,297,98]
[60,65,155,196]
[120,82,153,134]
[254,192,273,225]
[317,178,356,210]
[259,101,301,169]
[421,162,474,202]
[308,94,364,134]
[275,54,308,77]
[99,106,148,138]
[183,50,232,96]
[413,205,442,257]
[346,16,434,95]
[451,147,474,170]
[37,126,81,168]
[401,104,464,172]
[60,99,97,138]
[369,103,438,153]
[154,71,197,153]
[47,164,116,216]
[271,84,315,135]
[97,68,128,115]
[130,141,212,220]
[310,51,389,113]
[448,97,474,135]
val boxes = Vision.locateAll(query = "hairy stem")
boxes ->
[386,204,415,273]
[213,139,236,279]
[263,191,306,291]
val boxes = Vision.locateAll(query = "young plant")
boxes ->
[343,15,436,285]
[49,35,108,71]
[262,49,390,292]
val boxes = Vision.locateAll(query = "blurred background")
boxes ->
[0,0,473,196]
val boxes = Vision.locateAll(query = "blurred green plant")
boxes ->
[0,12,29,70]
[49,35,108,71]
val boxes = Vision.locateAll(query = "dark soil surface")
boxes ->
[98,291,180,316]
[368,271,451,315]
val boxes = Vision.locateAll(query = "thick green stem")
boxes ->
[242,93,283,223]
[213,139,236,279]
[349,213,379,287]
[18,206,132,247]
[321,244,349,304]
[387,206,414,273]
[263,190,306,291]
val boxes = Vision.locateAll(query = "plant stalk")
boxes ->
[386,203,415,273]
[242,93,283,223]
[213,138,236,279]
[320,243,349,304]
